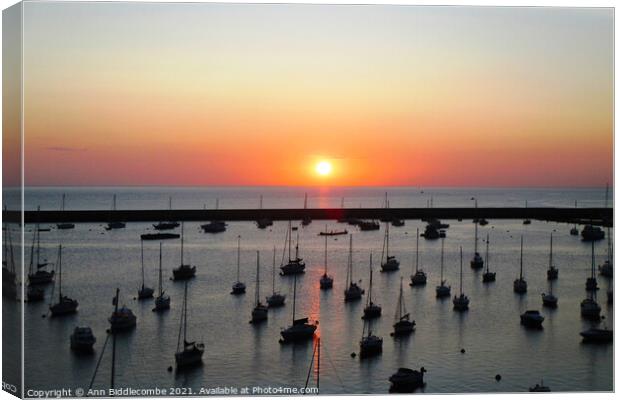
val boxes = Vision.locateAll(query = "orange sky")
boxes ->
[17,3,613,187]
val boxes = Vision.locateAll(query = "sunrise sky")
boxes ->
[19,3,613,187]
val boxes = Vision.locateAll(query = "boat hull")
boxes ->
[173,265,196,281]
[50,298,79,316]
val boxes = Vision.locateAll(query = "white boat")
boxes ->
[231,235,246,295]
[547,233,558,280]
[280,274,317,342]
[435,238,451,298]
[392,277,415,336]
[250,251,268,323]
[470,222,484,269]
[513,236,527,294]
[172,222,196,281]
[344,235,364,302]
[409,228,427,286]
[49,245,78,316]
[266,247,286,307]
[108,288,137,332]
[453,247,470,311]
[280,221,306,275]
[380,223,399,272]
[319,229,334,290]
[137,240,154,300]
[362,254,382,319]
[175,281,205,369]
[153,243,171,312]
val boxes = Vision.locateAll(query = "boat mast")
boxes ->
[385,223,390,261]
[324,228,328,275]
[519,236,523,280]
[61,193,66,211]
[367,253,373,306]
[295,231,300,260]
[236,235,241,282]
[605,184,611,262]
[474,222,478,254]
[304,193,307,209]
[347,235,353,284]
[395,276,405,321]
[292,273,297,322]
[180,222,184,266]
[272,246,276,294]
[158,243,163,296]
[111,288,119,390]
[288,221,292,262]
[415,228,419,273]
[58,244,63,301]
[591,240,595,280]
[440,237,445,282]
[549,234,553,269]
[255,251,260,307]
[316,338,320,393]
[459,246,463,295]
[485,234,490,273]
[36,206,41,267]
[141,239,145,289]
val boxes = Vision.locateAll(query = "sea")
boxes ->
[4,186,614,394]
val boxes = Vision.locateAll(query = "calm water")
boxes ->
[11,187,614,394]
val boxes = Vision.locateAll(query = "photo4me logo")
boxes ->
[2,381,17,394]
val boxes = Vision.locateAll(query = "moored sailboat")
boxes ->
[137,240,154,299]
[410,228,427,286]
[108,288,137,332]
[49,244,78,316]
[231,235,246,295]
[153,243,171,312]
[547,233,558,280]
[470,222,483,269]
[344,235,364,302]
[380,223,399,272]
[585,240,599,291]
[153,197,180,230]
[105,194,126,230]
[452,247,470,311]
[319,230,334,289]
[56,193,75,230]
[175,281,205,369]
[392,277,415,336]
[266,247,286,307]
[250,251,268,323]
[435,238,451,298]
[172,222,196,281]
[362,254,382,320]
[513,236,527,294]
[280,221,306,275]
[482,234,496,282]
[280,274,317,343]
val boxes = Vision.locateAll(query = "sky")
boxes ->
[17,3,613,187]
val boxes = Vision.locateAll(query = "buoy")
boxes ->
[350,352,356,358]
[460,348,466,354]
[41,314,46,318]
[495,374,501,381]
[167,366,173,372]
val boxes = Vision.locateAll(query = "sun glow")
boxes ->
[315,161,333,176]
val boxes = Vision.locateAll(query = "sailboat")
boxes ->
[541,279,558,308]
[470,222,483,269]
[153,243,171,312]
[175,281,205,369]
[453,247,470,311]
[344,234,364,302]
[301,193,312,226]
[28,215,55,285]
[231,235,246,295]
[49,244,78,316]
[359,312,383,358]
[280,221,305,275]
[105,194,126,230]
[523,200,532,225]
[172,222,196,281]
[570,200,579,236]
[266,247,286,307]
[250,251,268,323]
[363,254,382,319]
[109,288,137,332]
[513,236,527,294]
[256,195,273,229]
[547,234,558,280]
[56,193,75,230]
[482,234,496,282]
[380,223,399,272]
[392,277,415,336]
[319,229,334,289]
[137,240,154,299]
[435,237,451,298]
[409,228,427,286]
[280,273,317,342]
[585,239,599,291]
[153,197,180,230]
[581,244,601,320]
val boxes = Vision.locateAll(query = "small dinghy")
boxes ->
[529,380,551,392]
[389,367,426,393]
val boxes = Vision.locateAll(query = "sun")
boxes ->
[315,160,332,176]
